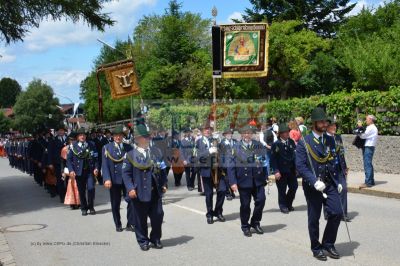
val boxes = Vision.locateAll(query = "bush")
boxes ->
[147,86,400,135]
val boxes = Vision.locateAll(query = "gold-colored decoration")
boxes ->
[102,59,141,99]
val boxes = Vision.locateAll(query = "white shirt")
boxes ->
[361,124,378,147]
[259,131,267,147]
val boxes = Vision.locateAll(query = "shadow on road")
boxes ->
[336,241,360,257]
[347,211,359,220]
[162,235,194,247]
[264,204,307,213]
[261,223,286,233]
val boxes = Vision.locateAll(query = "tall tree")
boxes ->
[0,77,21,107]
[335,1,400,90]
[242,0,356,37]
[0,0,114,44]
[0,112,11,133]
[13,79,63,132]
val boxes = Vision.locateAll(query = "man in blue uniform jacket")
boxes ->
[327,117,350,222]
[67,128,99,216]
[196,124,226,224]
[295,107,343,261]
[180,127,196,191]
[270,122,298,214]
[228,125,268,237]
[102,125,134,232]
[219,128,237,201]
[48,126,67,203]
[122,124,168,251]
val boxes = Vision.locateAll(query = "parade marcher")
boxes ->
[326,117,349,222]
[67,128,99,216]
[270,122,298,214]
[289,120,302,144]
[171,130,184,186]
[196,124,226,224]
[122,124,168,251]
[193,128,204,194]
[152,128,171,179]
[358,115,378,188]
[180,127,196,191]
[219,127,236,201]
[228,125,268,237]
[42,130,57,198]
[296,107,343,261]
[48,126,67,202]
[295,116,308,137]
[63,132,80,210]
[102,125,134,232]
[0,138,5,157]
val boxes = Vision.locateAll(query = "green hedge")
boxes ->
[147,86,400,135]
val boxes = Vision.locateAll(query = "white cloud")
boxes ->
[0,48,16,63]
[348,0,369,16]
[39,69,88,88]
[23,0,157,52]
[227,11,243,23]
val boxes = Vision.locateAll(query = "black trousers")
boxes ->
[54,164,66,202]
[303,182,342,254]
[238,185,266,230]
[132,192,164,246]
[276,172,298,210]
[203,176,226,218]
[76,172,95,211]
[109,184,133,228]
[184,166,196,188]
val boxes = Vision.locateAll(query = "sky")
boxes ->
[0,0,384,104]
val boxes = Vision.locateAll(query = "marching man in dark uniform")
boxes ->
[180,127,196,191]
[228,125,268,237]
[122,124,168,251]
[296,107,343,261]
[102,125,134,232]
[196,124,226,224]
[270,122,298,214]
[326,117,350,222]
[67,128,99,216]
[219,128,237,201]
[48,126,67,203]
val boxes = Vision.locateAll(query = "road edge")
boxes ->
[0,227,16,266]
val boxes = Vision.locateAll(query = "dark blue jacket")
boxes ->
[333,134,348,177]
[122,146,167,202]
[227,140,267,188]
[180,136,195,165]
[48,136,66,165]
[102,142,132,185]
[270,138,296,174]
[195,136,217,178]
[295,133,340,187]
[218,138,237,169]
[66,141,99,176]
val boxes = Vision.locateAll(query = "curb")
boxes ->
[268,176,400,200]
[0,228,16,266]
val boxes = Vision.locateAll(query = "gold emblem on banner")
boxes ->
[103,59,141,99]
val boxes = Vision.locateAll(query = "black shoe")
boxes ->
[313,250,327,261]
[126,224,135,232]
[116,226,123,232]
[200,192,205,196]
[140,244,150,251]
[226,195,233,201]
[89,208,96,215]
[175,183,181,187]
[207,217,214,224]
[280,207,289,214]
[288,206,295,212]
[81,210,88,216]
[252,224,264,235]
[151,240,163,249]
[324,246,340,259]
[243,228,252,237]
[215,214,226,222]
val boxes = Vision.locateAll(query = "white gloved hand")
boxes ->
[338,184,343,194]
[209,147,217,154]
[314,180,326,192]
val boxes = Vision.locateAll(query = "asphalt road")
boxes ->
[0,158,399,266]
